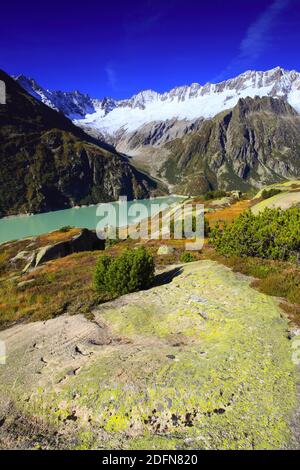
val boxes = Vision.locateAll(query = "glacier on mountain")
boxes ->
[15,67,300,137]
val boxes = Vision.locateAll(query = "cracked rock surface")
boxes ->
[0,260,298,449]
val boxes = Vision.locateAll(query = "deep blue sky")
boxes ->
[1,0,299,99]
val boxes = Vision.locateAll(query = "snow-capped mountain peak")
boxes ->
[124,89,160,109]
[15,67,300,137]
[15,74,96,119]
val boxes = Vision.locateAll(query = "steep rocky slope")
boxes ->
[0,71,158,217]
[160,96,300,194]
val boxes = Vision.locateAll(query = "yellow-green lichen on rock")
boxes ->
[0,261,297,449]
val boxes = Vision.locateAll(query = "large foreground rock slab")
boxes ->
[0,261,298,449]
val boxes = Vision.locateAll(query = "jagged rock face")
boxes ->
[161,96,300,194]
[116,118,204,153]
[0,71,157,217]
[15,75,96,119]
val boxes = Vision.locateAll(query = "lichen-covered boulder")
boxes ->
[34,229,105,267]
[0,261,298,450]
[157,245,175,255]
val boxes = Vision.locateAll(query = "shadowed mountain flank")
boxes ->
[0,70,159,217]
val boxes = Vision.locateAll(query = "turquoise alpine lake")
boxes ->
[0,196,184,244]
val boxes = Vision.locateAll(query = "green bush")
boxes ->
[210,208,300,260]
[204,190,227,200]
[261,188,282,200]
[94,247,155,296]
[180,252,197,263]
[59,225,73,233]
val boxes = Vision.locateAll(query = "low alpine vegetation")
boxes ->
[261,188,282,200]
[59,225,74,233]
[210,208,300,260]
[94,247,155,296]
[180,252,197,263]
[204,190,227,200]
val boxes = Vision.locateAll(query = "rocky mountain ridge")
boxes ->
[160,96,300,194]
[15,67,300,141]
[11,68,300,197]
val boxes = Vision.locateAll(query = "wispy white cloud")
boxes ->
[215,0,291,82]
[105,63,118,91]
[240,0,290,61]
